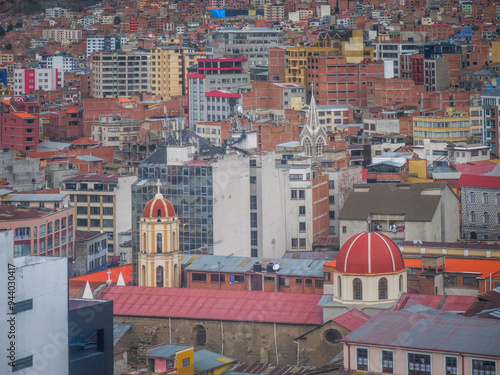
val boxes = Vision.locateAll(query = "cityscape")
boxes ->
[0,0,500,373]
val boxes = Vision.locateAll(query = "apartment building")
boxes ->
[207,27,285,68]
[0,96,40,152]
[151,46,197,100]
[481,88,500,156]
[42,29,82,42]
[0,203,75,258]
[188,57,249,128]
[61,174,136,253]
[13,68,63,96]
[413,107,471,145]
[91,50,150,98]
[46,54,76,73]
[86,35,125,58]
[373,41,419,78]
[91,114,140,150]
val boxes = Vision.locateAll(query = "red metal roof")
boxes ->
[454,160,499,175]
[70,137,100,145]
[459,174,500,189]
[71,264,132,284]
[395,293,478,312]
[101,286,323,324]
[332,308,370,331]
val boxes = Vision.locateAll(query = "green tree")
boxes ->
[5,43,12,50]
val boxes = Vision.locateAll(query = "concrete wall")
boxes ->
[0,150,44,190]
[113,316,319,366]
[115,176,137,251]
[213,154,251,257]
[0,236,69,375]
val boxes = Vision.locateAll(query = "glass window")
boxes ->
[379,277,388,300]
[408,353,431,375]
[356,348,368,371]
[353,278,362,300]
[445,357,457,375]
[156,233,162,253]
[472,359,496,375]
[324,329,342,344]
[382,350,394,374]
[299,222,306,232]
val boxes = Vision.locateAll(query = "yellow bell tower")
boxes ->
[138,180,181,288]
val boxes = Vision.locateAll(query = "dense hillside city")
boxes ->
[0,0,500,374]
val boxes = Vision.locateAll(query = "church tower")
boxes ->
[299,87,328,160]
[138,180,181,288]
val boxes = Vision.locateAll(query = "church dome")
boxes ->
[143,195,176,218]
[336,232,405,275]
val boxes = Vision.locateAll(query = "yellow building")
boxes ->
[492,41,500,65]
[285,30,373,87]
[151,46,198,100]
[413,107,471,145]
[0,53,14,64]
[138,181,182,288]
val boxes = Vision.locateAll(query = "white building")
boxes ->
[42,29,82,42]
[86,35,125,58]
[14,68,63,96]
[413,139,491,165]
[46,54,75,73]
[373,42,419,78]
[0,230,69,375]
[45,7,68,18]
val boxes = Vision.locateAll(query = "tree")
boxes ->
[5,43,12,50]
[114,16,121,25]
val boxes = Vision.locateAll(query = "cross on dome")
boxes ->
[155,179,163,199]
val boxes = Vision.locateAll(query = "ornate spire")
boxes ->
[305,83,320,133]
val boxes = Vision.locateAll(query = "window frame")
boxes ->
[471,358,496,375]
[381,349,394,374]
[408,352,431,375]
[444,355,458,375]
[356,347,369,371]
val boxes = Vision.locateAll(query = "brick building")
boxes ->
[0,97,40,152]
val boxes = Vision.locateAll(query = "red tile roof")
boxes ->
[70,137,100,145]
[101,286,323,324]
[65,108,79,113]
[332,308,370,331]
[13,112,36,119]
[71,264,132,284]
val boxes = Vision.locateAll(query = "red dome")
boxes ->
[336,232,405,274]
[143,195,176,218]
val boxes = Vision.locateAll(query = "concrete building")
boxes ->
[242,81,306,113]
[339,183,460,246]
[0,204,76,258]
[188,57,249,128]
[0,98,40,152]
[413,107,471,145]
[91,50,150,98]
[481,88,500,156]
[13,68,63,96]
[342,306,500,375]
[61,174,136,254]
[413,140,490,166]
[86,35,124,58]
[0,230,69,374]
[424,58,449,91]
[151,46,197,100]
[91,115,140,150]
[74,230,108,277]
[0,149,44,189]
[206,28,285,68]
[42,29,82,42]
[46,54,76,73]
[460,174,500,241]
[45,7,68,18]
[373,41,419,78]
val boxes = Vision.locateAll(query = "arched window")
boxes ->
[399,274,403,292]
[324,329,342,344]
[337,275,342,298]
[141,265,146,286]
[303,137,312,156]
[142,232,146,252]
[194,325,206,346]
[156,233,162,253]
[156,266,164,287]
[353,278,362,300]
[470,232,477,240]
[157,209,162,217]
[379,277,388,300]
[315,137,325,156]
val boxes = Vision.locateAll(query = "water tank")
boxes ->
[266,263,274,272]
[253,262,262,272]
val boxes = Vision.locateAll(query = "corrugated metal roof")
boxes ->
[147,344,190,359]
[332,309,370,331]
[183,255,326,277]
[2,193,67,202]
[343,307,500,357]
[101,286,323,324]
[194,349,236,372]
[113,323,132,346]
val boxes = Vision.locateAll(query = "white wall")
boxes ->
[0,230,69,375]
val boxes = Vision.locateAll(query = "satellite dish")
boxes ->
[272,264,280,271]
[413,239,418,245]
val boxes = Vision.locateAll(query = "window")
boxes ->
[90,219,100,227]
[48,222,53,234]
[291,189,297,199]
[463,277,478,286]
[469,210,476,223]
[192,273,207,282]
[251,213,257,228]
[484,212,490,223]
[296,278,302,285]
[299,222,306,232]
[156,233,162,253]
[299,189,305,199]
[337,276,342,297]
[14,299,33,314]
[14,243,31,257]
[156,266,164,287]
[356,348,368,371]
[342,226,347,233]
[472,360,496,375]
[353,278,362,300]
[250,176,256,184]
[315,279,323,288]
[329,211,335,219]
[483,193,489,204]
[251,231,258,246]
[69,215,73,227]
[12,355,33,372]
[77,206,88,215]
[61,217,66,229]
[324,272,331,281]
[55,220,60,232]
[469,191,475,203]
[77,195,87,202]
[249,159,256,167]
[444,275,458,285]
[69,329,104,360]
[210,274,225,283]
[379,277,388,300]
[182,358,190,367]
[445,356,457,375]
[299,206,306,216]
[324,329,342,344]
[195,325,206,346]
[103,207,113,215]
[382,350,394,373]
[408,353,431,375]
[250,195,257,210]
[329,196,335,204]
